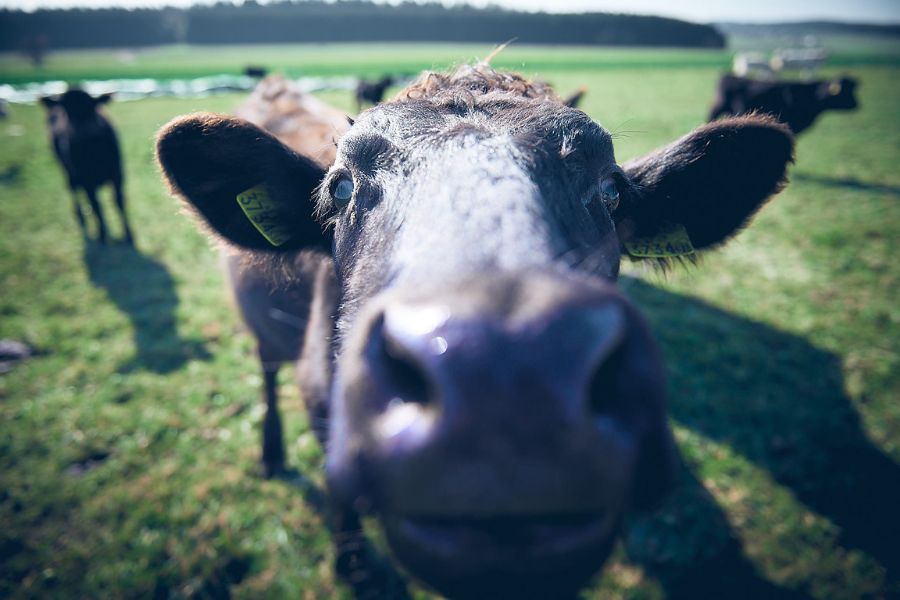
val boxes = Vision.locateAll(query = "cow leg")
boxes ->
[113,178,134,245]
[70,190,87,234]
[84,187,108,244]
[261,356,286,477]
[332,508,411,600]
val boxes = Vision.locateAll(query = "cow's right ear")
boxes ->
[156,113,329,252]
[40,96,59,108]
[615,115,794,260]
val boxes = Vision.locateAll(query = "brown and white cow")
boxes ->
[221,75,349,476]
[157,64,794,599]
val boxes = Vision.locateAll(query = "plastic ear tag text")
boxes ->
[236,184,292,247]
[624,223,695,258]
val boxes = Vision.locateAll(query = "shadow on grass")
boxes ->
[83,241,211,374]
[793,172,900,196]
[622,277,899,597]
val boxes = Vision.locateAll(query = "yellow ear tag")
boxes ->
[235,184,292,247]
[624,223,695,258]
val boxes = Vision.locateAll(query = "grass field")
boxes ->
[1,43,899,599]
[2,38,899,86]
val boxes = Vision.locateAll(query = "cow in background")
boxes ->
[562,86,588,109]
[41,89,133,244]
[355,75,393,112]
[222,75,350,477]
[709,74,858,135]
[243,65,268,79]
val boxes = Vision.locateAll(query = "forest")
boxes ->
[0,1,726,51]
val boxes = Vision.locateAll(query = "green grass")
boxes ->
[0,45,898,599]
[2,39,899,86]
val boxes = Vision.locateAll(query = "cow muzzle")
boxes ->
[327,271,673,598]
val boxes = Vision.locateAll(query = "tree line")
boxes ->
[0,1,726,52]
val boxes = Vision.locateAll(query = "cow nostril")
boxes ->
[380,326,432,407]
[586,335,626,418]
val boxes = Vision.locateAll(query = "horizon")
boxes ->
[1,0,898,26]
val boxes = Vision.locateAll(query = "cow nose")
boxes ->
[327,276,673,518]
[373,300,629,424]
[340,284,666,515]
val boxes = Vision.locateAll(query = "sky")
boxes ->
[1,0,899,24]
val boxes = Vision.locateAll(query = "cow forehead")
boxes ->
[348,97,614,164]
[330,99,620,292]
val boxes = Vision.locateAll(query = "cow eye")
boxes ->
[600,178,619,211]
[331,173,354,208]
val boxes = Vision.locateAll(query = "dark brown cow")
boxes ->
[709,74,858,134]
[41,89,133,244]
[157,64,794,599]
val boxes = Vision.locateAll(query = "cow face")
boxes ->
[819,77,859,111]
[157,66,793,598]
[41,89,113,125]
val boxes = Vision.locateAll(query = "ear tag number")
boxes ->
[625,223,695,258]
[236,184,292,247]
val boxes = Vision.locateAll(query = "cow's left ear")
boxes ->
[94,93,113,105]
[615,115,794,260]
[156,113,329,252]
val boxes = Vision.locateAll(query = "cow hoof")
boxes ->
[262,461,287,479]
[336,544,410,600]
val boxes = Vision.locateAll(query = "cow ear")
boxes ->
[156,113,329,252]
[95,93,113,105]
[615,115,794,261]
[40,95,59,108]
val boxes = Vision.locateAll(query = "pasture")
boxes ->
[1,43,898,599]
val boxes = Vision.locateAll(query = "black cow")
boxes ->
[562,86,588,109]
[355,75,393,112]
[243,65,268,79]
[709,74,858,135]
[41,89,133,244]
[157,64,794,599]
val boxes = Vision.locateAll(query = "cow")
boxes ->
[709,74,858,135]
[355,75,393,112]
[243,65,268,79]
[156,63,794,599]
[562,86,588,109]
[41,89,133,244]
[225,75,350,476]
